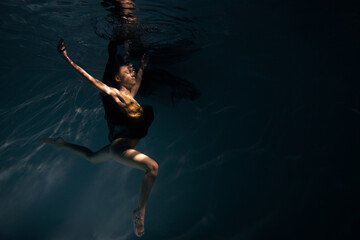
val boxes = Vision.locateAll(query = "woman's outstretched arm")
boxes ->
[130,54,148,97]
[57,38,126,106]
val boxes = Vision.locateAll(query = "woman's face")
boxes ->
[116,65,136,88]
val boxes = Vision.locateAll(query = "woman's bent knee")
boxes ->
[147,161,159,177]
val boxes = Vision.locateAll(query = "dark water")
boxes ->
[1,0,360,239]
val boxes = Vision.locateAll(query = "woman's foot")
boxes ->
[133,209,145,237]
[41,137,65,147]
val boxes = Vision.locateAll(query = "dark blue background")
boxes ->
[0,0,359,239]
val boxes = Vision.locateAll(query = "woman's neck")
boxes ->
[118,85,132,95]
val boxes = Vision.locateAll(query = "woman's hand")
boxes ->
[57,38,68,58]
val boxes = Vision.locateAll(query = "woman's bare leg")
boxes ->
[42,137,158,237]
[41,137,111,164]
[111,145,159,237]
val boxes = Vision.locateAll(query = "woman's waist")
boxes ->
[111,137,140,148]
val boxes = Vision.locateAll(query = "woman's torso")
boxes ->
[101,92,154,142]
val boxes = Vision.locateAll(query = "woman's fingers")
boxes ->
[57,38,66,53]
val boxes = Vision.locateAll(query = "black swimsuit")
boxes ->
[101,94,154,142]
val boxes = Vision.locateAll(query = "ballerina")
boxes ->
[42,38,157,237]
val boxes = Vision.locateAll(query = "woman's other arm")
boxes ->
[130,54,148,97]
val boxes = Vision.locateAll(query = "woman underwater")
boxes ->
[42,38,158,237]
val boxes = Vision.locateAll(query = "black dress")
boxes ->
[101,94,154,142]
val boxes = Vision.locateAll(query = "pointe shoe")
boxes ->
[133,209,145,237]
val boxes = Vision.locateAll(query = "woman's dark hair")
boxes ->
[102,41,135,88]
[101,41,125,121]
[102,41,123,88]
